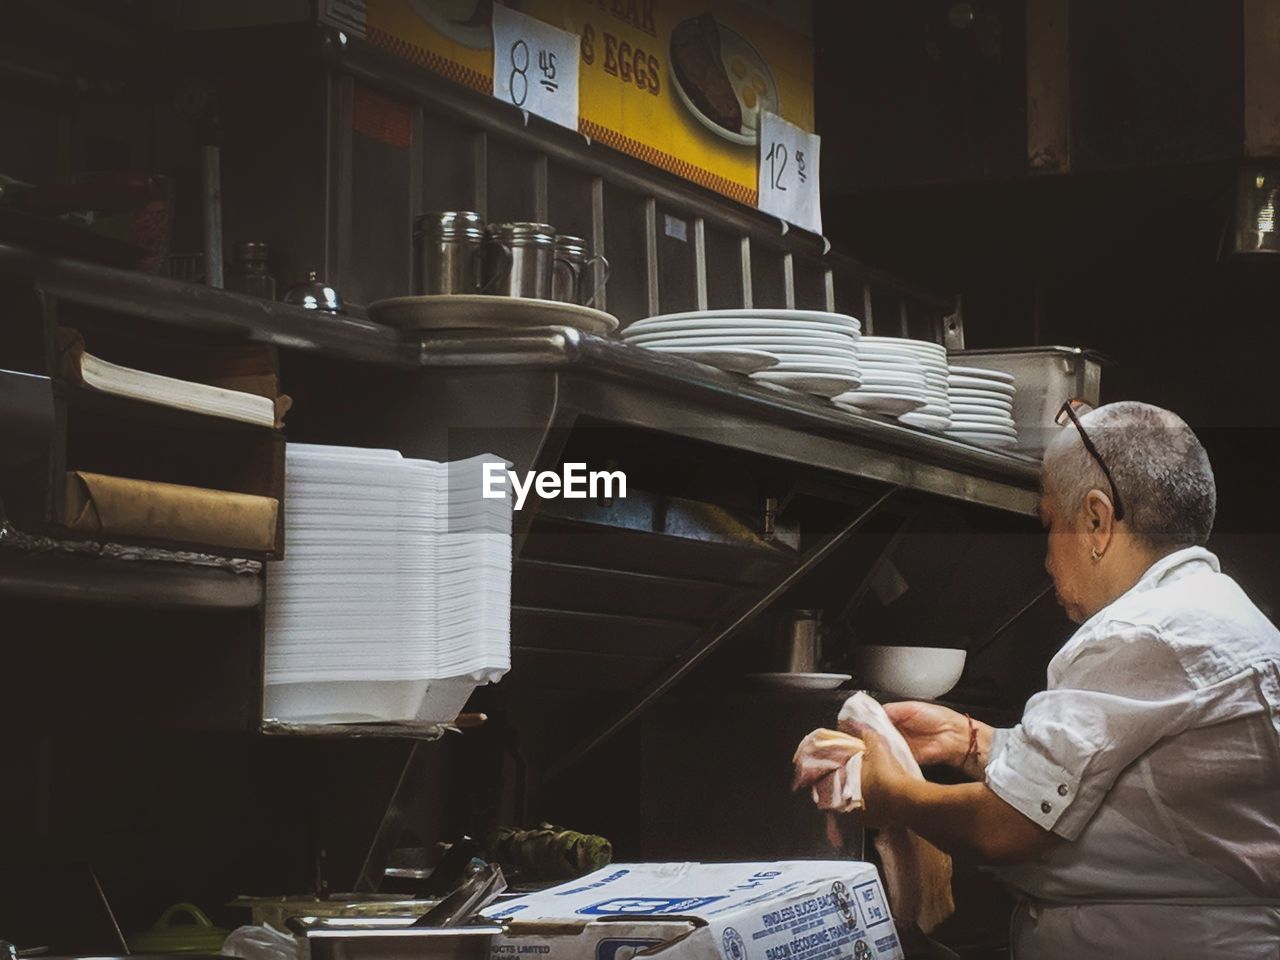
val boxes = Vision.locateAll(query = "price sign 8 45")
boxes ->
[493,6,579,131]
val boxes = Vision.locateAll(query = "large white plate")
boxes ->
[842,382,930,398]
[950,412,1017,428]
[833,393,930,415]
[640,308,860,326]
[949,388,1015,405]
[771,360,863,374]
[857,345,947,363]
[952,427,1018,442]
[625,317,858,338]
[949,375,1016,395]
[770,352,863,365]
[858,357,936,371]
[632,336,859,355]
[368,295,619,334]
[948,364,1015,384]
[751,370,861,396]
[914,404,953,418]
[746,672,852,690]
[946,431,1019,448]
[859,336,946,353]
[951,405,1012,418]
[669,17,780,146]
[642,345,779,373]
[625,324,858,343]
[898,411,952,431]
[856,369,929,387]
[857,352,946,368]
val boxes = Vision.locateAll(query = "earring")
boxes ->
[1090,548,1102,562]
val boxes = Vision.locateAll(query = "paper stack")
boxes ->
[263,444,512,725]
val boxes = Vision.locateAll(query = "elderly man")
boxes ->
[847,401,1280,958]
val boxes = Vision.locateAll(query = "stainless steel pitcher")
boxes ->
[414,211,497,295]
[483,221,556,299]
[552,234,610,307]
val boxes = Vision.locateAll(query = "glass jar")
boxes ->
[226,241,276,299]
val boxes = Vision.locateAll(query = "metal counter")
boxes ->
[412,326,1041,517]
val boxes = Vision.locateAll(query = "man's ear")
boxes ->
[1084,489,1115,541]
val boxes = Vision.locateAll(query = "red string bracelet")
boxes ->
[962,713,979,769]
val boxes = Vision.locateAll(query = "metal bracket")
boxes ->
[942,296,965,351]
[353,742,435,894]
[545,485,902,781]
[969,578,1056,659]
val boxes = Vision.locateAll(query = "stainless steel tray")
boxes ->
[297,921,503,960]
[368,295,619,335]
[949,346,1107,455]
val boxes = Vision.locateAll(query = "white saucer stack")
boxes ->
[622,309,863,396]
[834,336,950,427]
[944,366,1019,448]
[263,444,512,725]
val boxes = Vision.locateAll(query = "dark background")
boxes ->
[815,0,1279,615]
[1,2,1277,956]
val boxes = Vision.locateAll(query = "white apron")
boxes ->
[998,804,1280,960]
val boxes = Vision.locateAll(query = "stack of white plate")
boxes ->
[945,365,1018,448]
[263,445,512,725]
[620,309,863,398]
[834,336,950,426]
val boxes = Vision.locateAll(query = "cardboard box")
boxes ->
[485,862,903,960]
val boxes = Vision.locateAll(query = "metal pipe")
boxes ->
[533,153,549,222]
[694,217,708,310]
[545,485,902,779]
[201,145,224,288]
[354,742,430,893]
[969,580,1056,658]
[590,176,606,311]
[644,198,660,315]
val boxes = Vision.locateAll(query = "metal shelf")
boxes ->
[0,242,416,369]
[260,719,450,740]
[0,527,263,610]
[414,326,1041,517]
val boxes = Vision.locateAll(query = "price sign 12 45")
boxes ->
[757,112,822,235]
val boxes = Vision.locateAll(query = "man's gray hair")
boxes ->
[1045,401,1216,550]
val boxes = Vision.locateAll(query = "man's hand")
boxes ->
[857,729,916,828]
[882,701,969,768]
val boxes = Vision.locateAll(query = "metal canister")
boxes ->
[484,221,557,299]
[777,610,822,672]
[414,211,486,295]
[552,235,610,307]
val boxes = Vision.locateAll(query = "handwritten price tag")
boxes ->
[492,6,580,131]
[757,112,822,235]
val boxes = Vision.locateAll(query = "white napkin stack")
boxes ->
[263,444,512,724]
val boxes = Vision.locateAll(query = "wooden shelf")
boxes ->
[60,380,281,436]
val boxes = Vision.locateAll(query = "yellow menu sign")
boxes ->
[363,0,815,206]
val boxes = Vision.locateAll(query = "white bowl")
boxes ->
[851,645,966,699]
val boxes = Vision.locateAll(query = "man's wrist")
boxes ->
[944,714,973,769]
[959,722,994,778]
